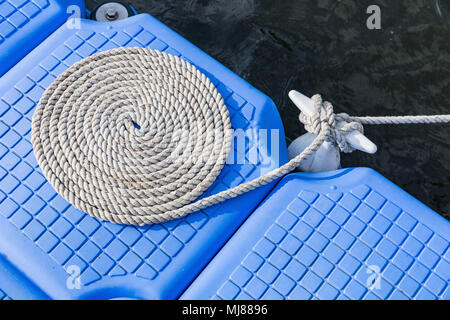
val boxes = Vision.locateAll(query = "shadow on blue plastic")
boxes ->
[0,0,84,77]
[181,168,450,300]
[0,14,288,299]
[0,252,50,299]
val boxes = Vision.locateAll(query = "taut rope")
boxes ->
[31,47,450,225]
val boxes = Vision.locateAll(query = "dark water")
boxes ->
[87,0,450,219]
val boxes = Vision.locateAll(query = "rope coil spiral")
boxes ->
[32,47,232,225]
[32,47,450,225]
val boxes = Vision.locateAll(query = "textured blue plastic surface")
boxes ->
[182,168,450,300]
[0,253,50,299]
[0,0,84,77]
[0,14,288,299]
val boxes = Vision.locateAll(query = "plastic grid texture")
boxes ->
[0,14,288,299]
[182,168,450,300]
[0,0,84,77]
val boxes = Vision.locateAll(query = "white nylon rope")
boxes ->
[31,47,450,225]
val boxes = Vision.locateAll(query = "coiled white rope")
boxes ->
[32,47,450,225]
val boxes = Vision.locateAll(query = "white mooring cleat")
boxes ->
[288,90,377,172]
